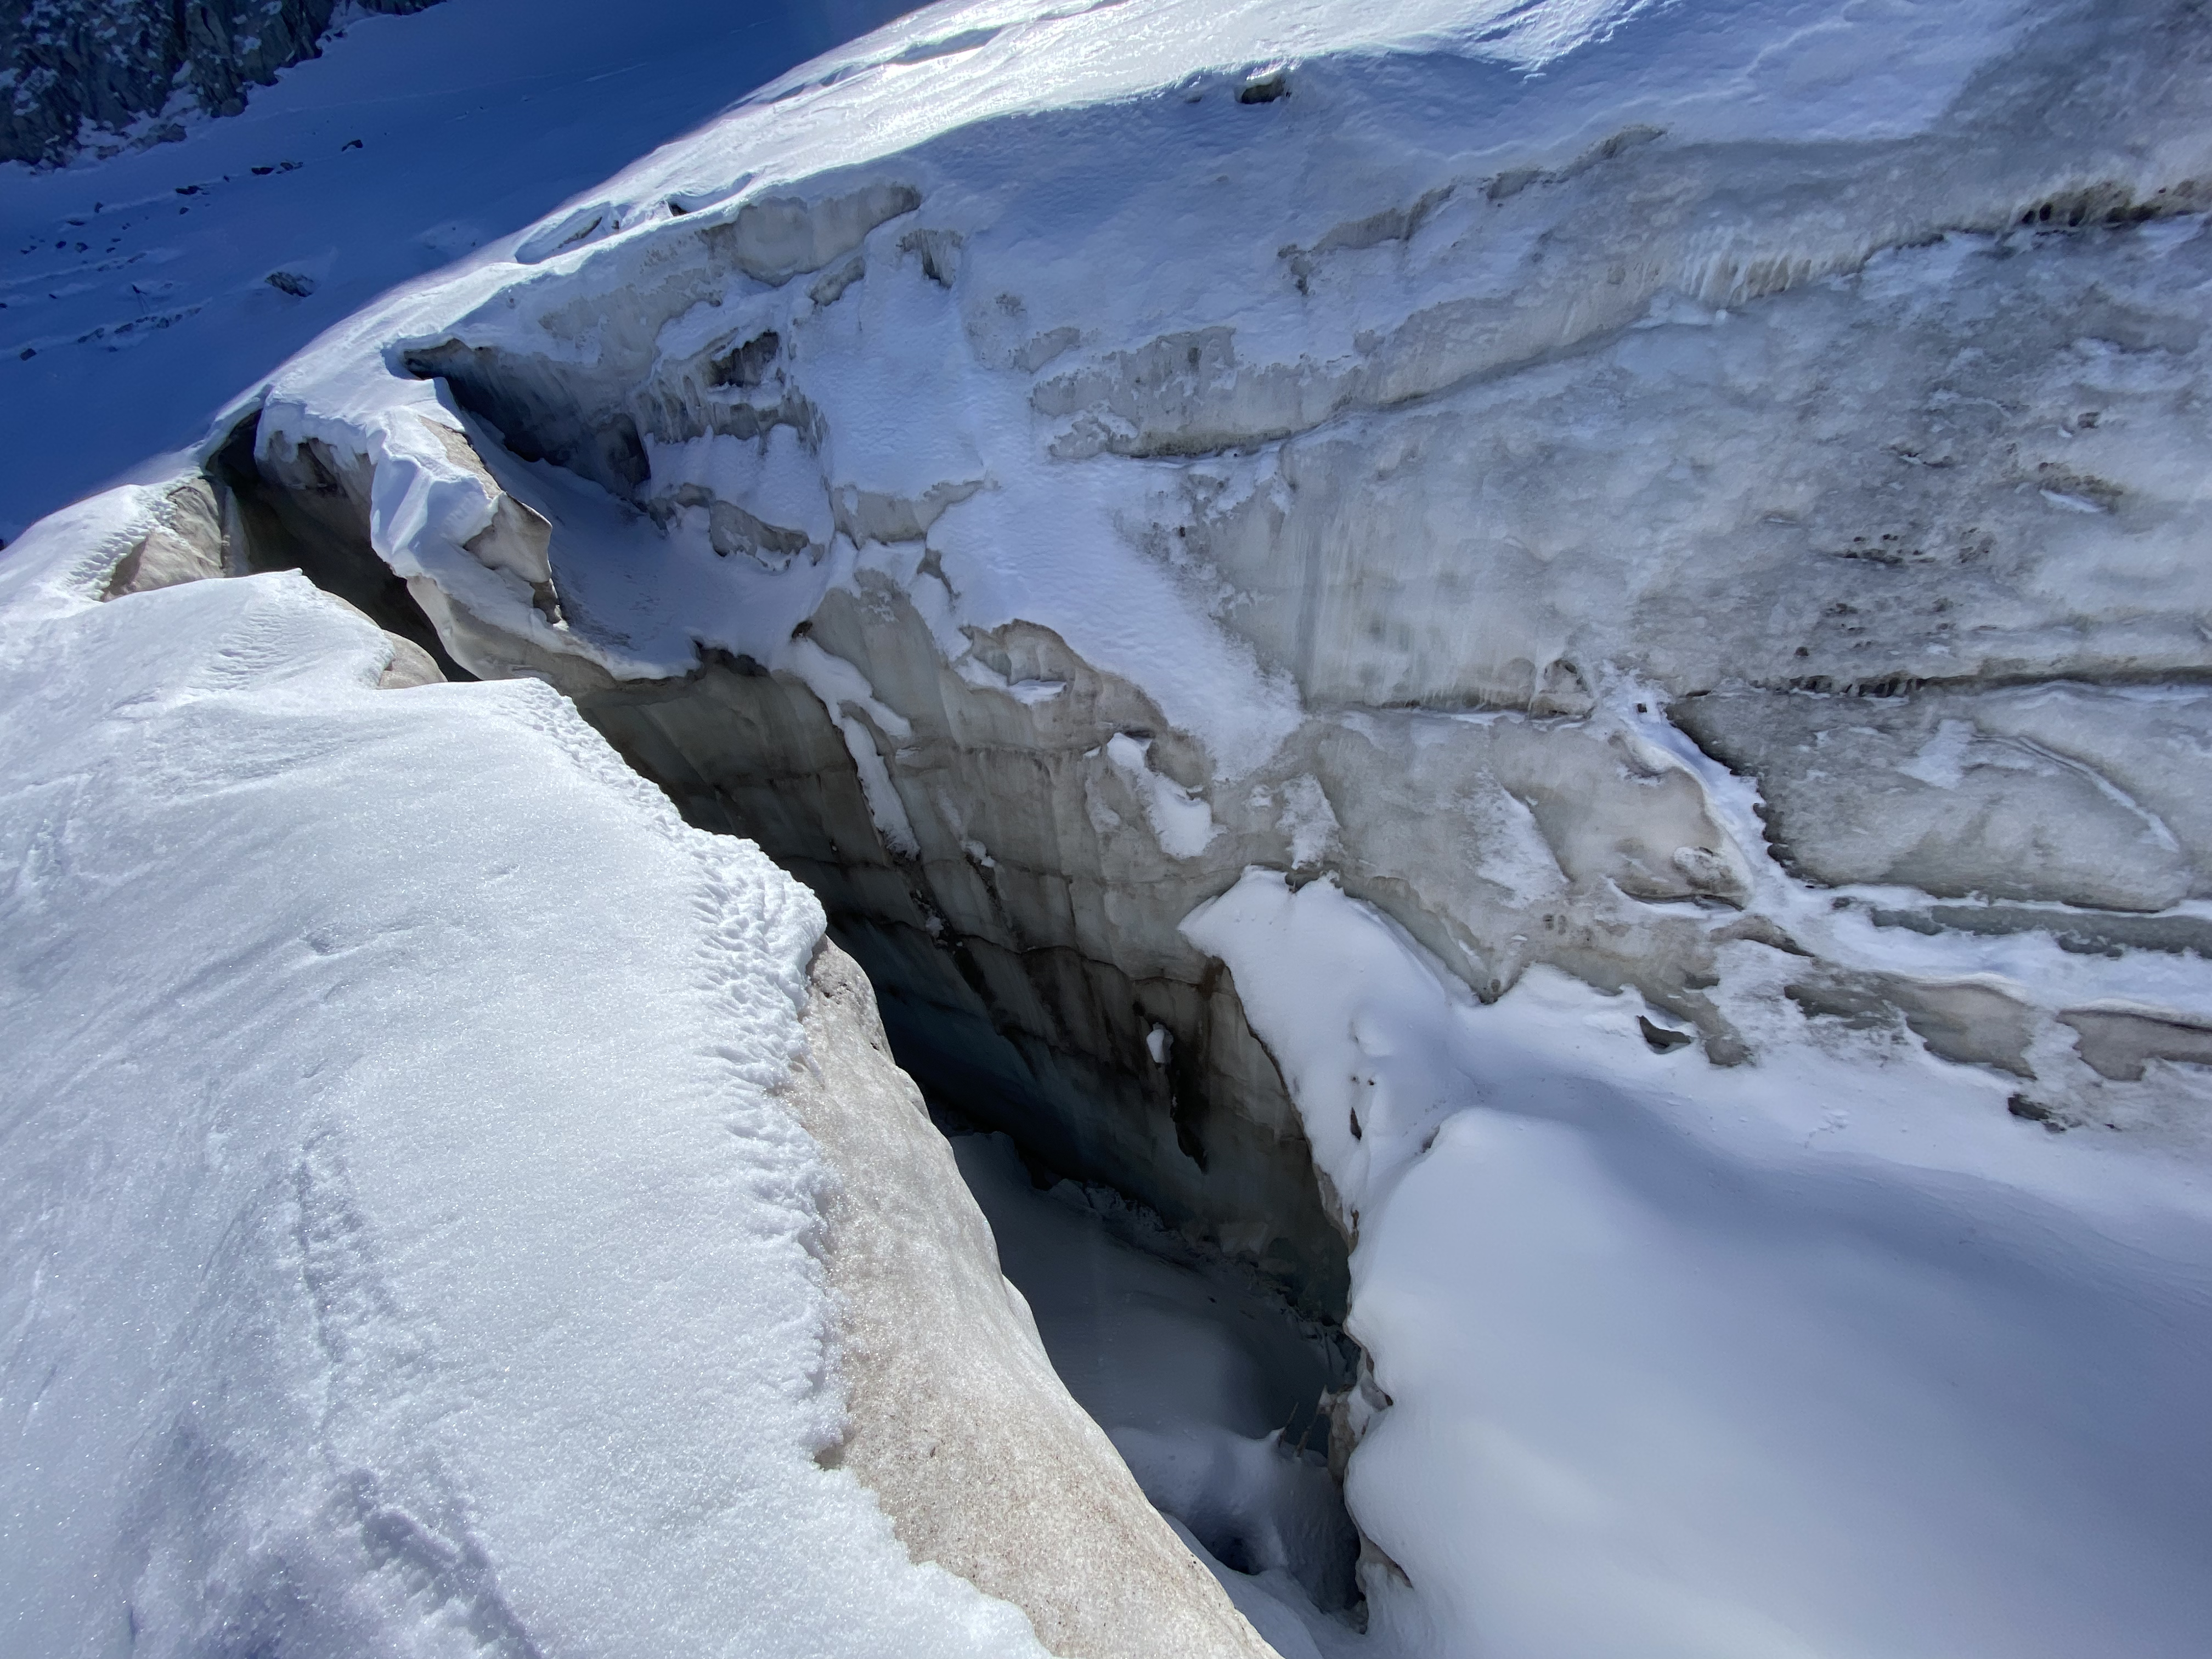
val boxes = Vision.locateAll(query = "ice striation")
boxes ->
[9,0,2212,1652]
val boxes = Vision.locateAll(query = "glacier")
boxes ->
[7,0,2212,1653]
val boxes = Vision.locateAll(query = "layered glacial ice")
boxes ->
[10,0,2212,1652]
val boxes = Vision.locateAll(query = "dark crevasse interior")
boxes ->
[218,407,1353,1335]
[575,647,1356,1323]
[944,1120,1368,1652]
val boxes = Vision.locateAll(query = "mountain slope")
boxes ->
[0,0,914,542]
[0,0,446,166]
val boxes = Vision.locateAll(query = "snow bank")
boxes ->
[0,488,1067,1657]
[1184,871,2212,1657]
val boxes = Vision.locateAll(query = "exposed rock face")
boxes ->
[0,0,444,165]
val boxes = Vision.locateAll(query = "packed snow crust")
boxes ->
[0,488,1058,1658]
[13,0,2212,1655]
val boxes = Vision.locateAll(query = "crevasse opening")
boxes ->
[941,1117,1367,1653]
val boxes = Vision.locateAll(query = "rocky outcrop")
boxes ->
[0,0,445,166]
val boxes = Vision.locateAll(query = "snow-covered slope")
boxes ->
[12,0,2212,1653]
[0,0,445,166]
[0,0,917,543]
[1184,871,2212,1658]
[0,483,1275,1658]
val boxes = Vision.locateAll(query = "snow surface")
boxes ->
[1107,733,1220,859]
[0,487,1051,1657]
[0,0,919,543]
[1183,872,2212,1658]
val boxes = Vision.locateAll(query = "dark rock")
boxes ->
[1,1,447,166]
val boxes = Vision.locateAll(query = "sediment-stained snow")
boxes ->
[0,490,1049,1658]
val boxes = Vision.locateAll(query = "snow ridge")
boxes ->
[0,487,1051,1659]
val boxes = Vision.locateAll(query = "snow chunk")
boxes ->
[786,633,913,741]
[1107,732,1219,859]
[956,653,1066,704]
[785,635,920,856]
[1276,774,1340,868]
[839,712,922,858]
